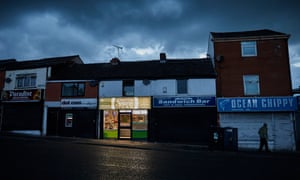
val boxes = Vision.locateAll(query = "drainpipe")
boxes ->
[42,104,48,136]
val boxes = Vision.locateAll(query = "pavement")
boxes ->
[2,132,300,156]
[0,132,208,152]
[76,138,209,152]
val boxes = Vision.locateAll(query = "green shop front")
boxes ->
[99,97,151,140]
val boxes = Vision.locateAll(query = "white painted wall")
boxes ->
[219,112,296,151]
[188,79,216,96]
[4,68,47,90]
[99,80,122,97]
[135,79,175,96]
[99,79,216,97]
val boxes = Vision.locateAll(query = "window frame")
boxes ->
[241,41,257,57]
[61,82,85,97]
[177,79,188,94]
[243,75,260,96]
[123,80,134,96]
[15,73,37,89]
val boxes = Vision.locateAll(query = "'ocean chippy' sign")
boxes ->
[217,96,297,112]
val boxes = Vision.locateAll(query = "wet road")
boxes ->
[0,136,299,180]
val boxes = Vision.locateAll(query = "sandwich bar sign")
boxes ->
[217,96,297,112]
[153,96,216,108]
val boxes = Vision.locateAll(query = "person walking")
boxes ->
[258,123,270,152]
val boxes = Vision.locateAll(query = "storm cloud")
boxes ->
[0,0,299,87]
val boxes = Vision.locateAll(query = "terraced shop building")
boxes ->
[208,29,297,151]
[0,55,83,136]
[49,54,217,144]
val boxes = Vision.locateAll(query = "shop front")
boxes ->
[46,98,97,138]
[99,97,151,140]
[1,89,43,135]
[217,96,298,151]
[151,96,217,144]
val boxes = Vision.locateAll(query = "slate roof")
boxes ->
[211,29,290,40]
[50,58,216,80]
[0,55,83,70]
[0,59,17,70]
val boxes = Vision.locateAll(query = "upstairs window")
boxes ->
[177,79,188,94]
[241,41,257,57]
[123,80,134,96]
[15,73,37,89]
[243,75,260,96]
[62,82,85,97]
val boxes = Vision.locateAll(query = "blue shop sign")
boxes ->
[153,96,216,108]
[217,97,297,112]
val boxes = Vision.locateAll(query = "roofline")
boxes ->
[47,80,97,83]
[3,55,83,70]
[211,34,290,42]
[102,57,211,64]
[48,76,217,82]
[210,29,290,42]
[21,55,81,62]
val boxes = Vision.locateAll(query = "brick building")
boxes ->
[208,29,297,151]
[48,55,217,144]
[0,55,83,136]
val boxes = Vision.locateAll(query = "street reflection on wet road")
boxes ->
[94,146,153,179]
[1,136,299,180]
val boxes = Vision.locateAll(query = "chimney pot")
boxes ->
[110,57,120,65]
[160,53,166,60]
[160,53,167,63]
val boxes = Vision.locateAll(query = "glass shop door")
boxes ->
[118,111,132,139]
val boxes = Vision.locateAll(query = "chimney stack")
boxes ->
[110,57,120,65]
[160,52,167,63]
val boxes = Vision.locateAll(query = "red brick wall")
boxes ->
[0,71,5,90]
[85,82,98,97]
[45,83,61,101]
[215,39,292,97]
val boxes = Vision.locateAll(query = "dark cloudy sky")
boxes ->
[0,0,299,88]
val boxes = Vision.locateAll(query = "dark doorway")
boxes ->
[47,109,60,136]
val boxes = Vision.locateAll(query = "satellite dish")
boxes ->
[143,79,151,86]
[5,77,12,83]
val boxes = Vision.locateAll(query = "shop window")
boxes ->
[132,110,148,139]
[177,79,188,94]
[243,75,260,96]
[241,41,257,57]
[62,82,85,97]
[103,110,118,138]
[123,80,134,96]
[15,73,37,89]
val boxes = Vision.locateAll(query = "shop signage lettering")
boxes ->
[99,97,151,110]
[1,89,41,101]
[62,100,82,105]
[153,96,216,108]
[10,91,32,97]
[61,98,97,108]
[217,97,297,112]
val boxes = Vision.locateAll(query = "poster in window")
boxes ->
[65,113,73,127]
